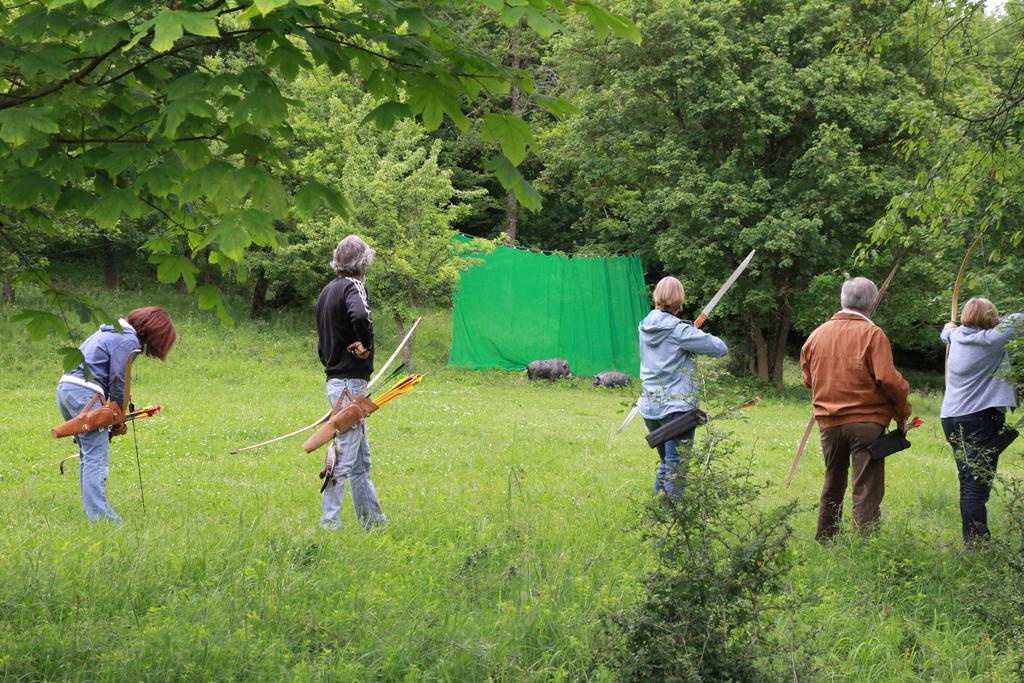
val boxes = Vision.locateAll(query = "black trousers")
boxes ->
[941,408,1014,542]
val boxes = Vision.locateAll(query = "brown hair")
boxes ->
[653,277,685,313]
[961,297,999,329]
[125,306,177,360]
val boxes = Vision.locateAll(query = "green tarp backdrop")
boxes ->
[449,241,649,376]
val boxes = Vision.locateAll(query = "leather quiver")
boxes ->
[51,393,125,438]
[867,429,911,461]
[646,409,708,449]
[302,392,379,453]
[983,427,1019,458]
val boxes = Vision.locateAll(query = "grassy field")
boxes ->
[1,278,1022,681]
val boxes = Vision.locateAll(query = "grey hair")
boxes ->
[840,277,878,312]
[331,235,375,276]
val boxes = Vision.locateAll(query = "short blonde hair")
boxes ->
[961,297,999,329]
[653,277,685,313]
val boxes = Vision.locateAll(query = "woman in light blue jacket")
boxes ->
[639,277,728,497]
[941,297,1023,542]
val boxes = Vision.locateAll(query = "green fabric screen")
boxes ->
[449,241,649,377]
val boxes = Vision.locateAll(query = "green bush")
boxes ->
[964,472,1024,679]
[606,424,799,681]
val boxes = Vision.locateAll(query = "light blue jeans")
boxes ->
[320,378,387,530]
[56,382,122,522]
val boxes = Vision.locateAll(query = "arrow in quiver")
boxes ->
[301,374,424,453]
[302,392,378,453]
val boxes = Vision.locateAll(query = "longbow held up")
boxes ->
[229,317,422,454]
[784,264,899,488]
[945,232,984,380]
[951,232,983,324]
[617,249,757,434]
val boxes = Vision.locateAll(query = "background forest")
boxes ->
[3,0,1024,382]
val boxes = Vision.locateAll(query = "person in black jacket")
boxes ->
[315,235,387,529]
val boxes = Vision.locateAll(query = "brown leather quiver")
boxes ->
[302,391,379,453]
[51,393,125,438]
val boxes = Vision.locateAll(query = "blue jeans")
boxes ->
[941,408,1011,542]
[644,412,695,498]
[320,378,387,529]
[56,382,122,522]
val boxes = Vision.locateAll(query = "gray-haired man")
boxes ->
[315,235,387,529]
[800,277,911,540]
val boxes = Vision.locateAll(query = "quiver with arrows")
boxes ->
[867,417,925,461]
[646,409,708,449]
[51,393,125,438]
[867,429,911,461]
[302,390,379,453]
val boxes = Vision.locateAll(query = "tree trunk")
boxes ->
[394,313,412,367]
[505,36,521,243]
[251,266,269,318]
[1,279,13,305]
[506,189,518,243]
[767,305,792,387]
[747,312,770,382]
[103,248,118,290]
[746,307,792,387]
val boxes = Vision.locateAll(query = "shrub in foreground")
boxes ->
[966,473,1024,680]
[607,427,799,681]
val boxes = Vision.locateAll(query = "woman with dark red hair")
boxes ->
[55,306,176,521]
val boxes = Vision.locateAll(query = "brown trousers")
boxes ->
[817,422,885,540]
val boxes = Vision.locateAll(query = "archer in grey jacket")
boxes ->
[941,312,1024,419]
[940,304,1023,542]
[638,310,729,420]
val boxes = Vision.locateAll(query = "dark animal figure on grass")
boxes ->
[527,358,572,381]
[592,370,631,388]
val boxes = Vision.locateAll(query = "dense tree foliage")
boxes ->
[1,0,1021,380]
[250,69,488,360]
[541,0,935,382]
[871,1,1024,321]
[0,0,636,360]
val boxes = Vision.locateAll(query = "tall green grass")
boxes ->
[0,275,1021,680]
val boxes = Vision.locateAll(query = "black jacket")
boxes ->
[316,277,374,380]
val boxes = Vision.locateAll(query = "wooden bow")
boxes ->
[945,232,983,383]
[950,232,983,325]
[229,317,422,454]
[123,348,141,411]
[124,348,147,513]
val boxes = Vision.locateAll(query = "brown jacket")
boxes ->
[800,311,911,428]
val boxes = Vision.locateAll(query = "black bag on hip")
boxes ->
[980,427,1019,458]
[646,409,707,449]
[868,429,911,461]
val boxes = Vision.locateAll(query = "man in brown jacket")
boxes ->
[800,277,912,540]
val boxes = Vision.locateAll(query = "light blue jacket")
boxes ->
[638,310,728,419]
[62,320,141,406]
[940,313,1023,418]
